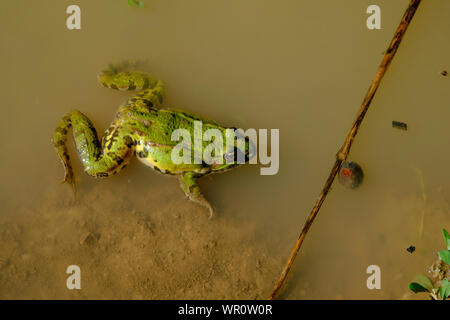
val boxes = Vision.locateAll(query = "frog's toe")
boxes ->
[189,197,215,219]
[206,204,215,219]
[62,170,72,184]
[188,194,215,219]
[62,173,77,196]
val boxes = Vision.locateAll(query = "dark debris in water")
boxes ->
[406,245,416,254]
[392,121,407,131]
[338,161,364,189]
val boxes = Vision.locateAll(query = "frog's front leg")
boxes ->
[53,110,134,191]
[179,172,214,218]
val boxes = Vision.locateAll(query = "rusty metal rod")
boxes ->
[269,0,422,300]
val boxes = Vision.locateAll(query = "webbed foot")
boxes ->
[179,172,215,219]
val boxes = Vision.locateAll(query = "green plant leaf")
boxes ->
[443,229,450,250]
[439,279,450,300]
[409,274,433,293]
[409,282,430,293]
[128,0,133,6]
[439,249,450,264]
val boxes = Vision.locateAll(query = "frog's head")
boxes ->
[210,128,256,173]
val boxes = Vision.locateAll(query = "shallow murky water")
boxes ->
[0,0,449,299]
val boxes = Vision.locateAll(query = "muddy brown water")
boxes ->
[0,0,449,299]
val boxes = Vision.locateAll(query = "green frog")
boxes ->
[53,64,253,217]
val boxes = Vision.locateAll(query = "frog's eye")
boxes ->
[223,151,235,163]
[223,147,245,164]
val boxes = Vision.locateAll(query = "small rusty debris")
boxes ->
[441,70,448,76]
[80,231,100,246]
[392,121,407,131]
[406,245,416,254]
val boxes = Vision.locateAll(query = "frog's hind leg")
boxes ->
[179,172,214,219]
[98,67,164,109]
[53,110,135,192]
[53,113,76,191]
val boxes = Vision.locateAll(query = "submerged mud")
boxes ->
[0,184,281,299]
